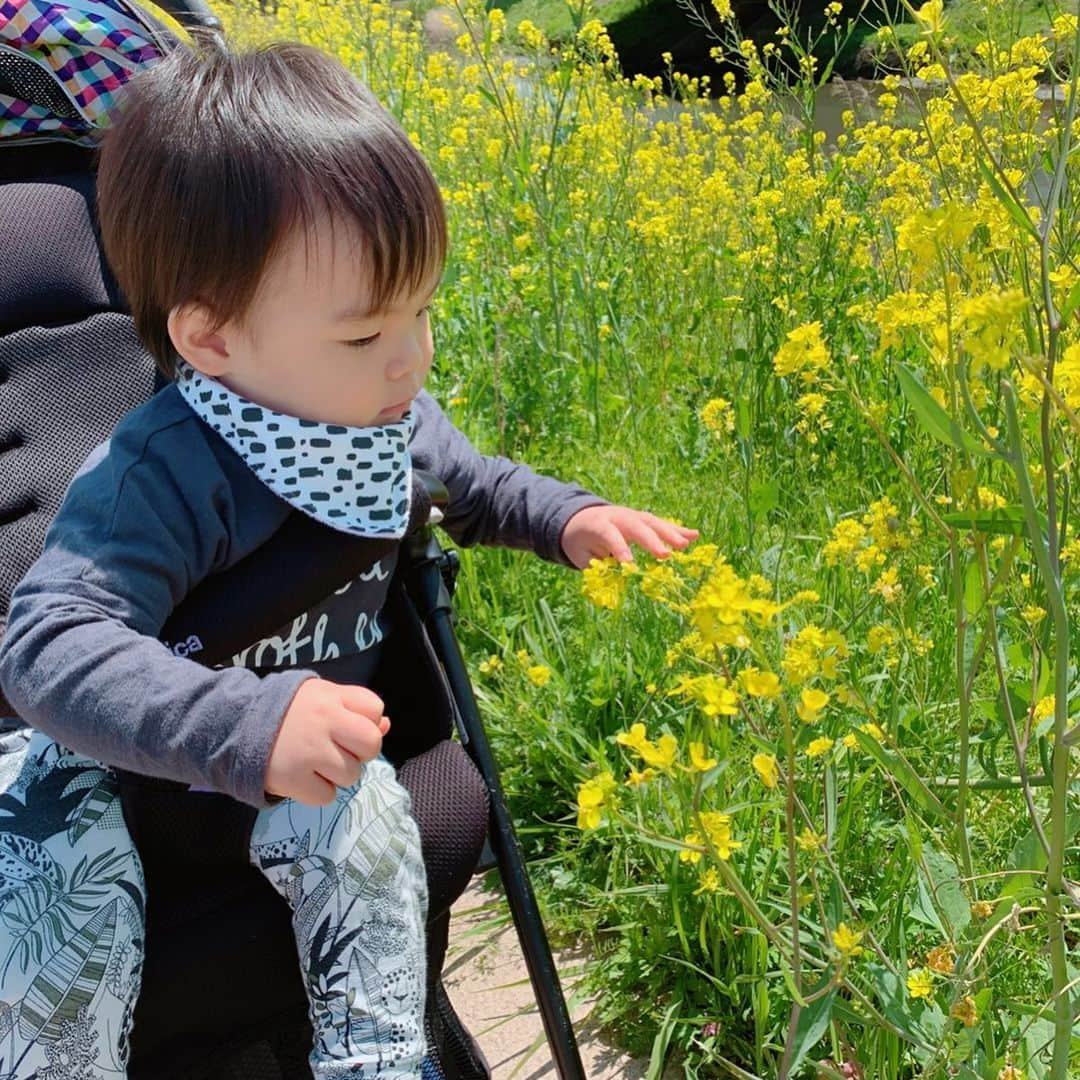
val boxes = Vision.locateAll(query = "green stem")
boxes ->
[1003,382,1073,1080]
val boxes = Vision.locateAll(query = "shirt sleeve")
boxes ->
[409,392,609,565]
[0,421,312,808]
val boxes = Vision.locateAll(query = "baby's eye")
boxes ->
[344,333,380,348]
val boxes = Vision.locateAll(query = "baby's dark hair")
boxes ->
[97,37,447,377]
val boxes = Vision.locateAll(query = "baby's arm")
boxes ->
[0,419,322,806]
[409,392,606,563]
[409,392,695,565]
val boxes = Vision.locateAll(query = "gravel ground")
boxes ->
[443,880,667,1080]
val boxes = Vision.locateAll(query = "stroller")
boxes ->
[0,0,584,1076]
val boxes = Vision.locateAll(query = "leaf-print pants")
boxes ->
[0,728,428,1080]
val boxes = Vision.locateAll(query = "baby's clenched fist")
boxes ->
[265,679,389,806]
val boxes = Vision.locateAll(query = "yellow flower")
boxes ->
[950,995,978,1027]
[997,1066,1025,1080]
[640,562,682,606]
[773,321,831,384]
[796,687,830,723]
[927,943,956,974]
[616,722,649,751]
[626,767,656,787]
[796,827,825,851]
[860,722,886,742]
[752,752,780,789]
[1021,605,1045,625]
[689,742,719,771]
[907,968,935,999]
[576,772,617,830]
[582,557,629,610]
[739,667,782,699]
[701,397,735,436]
[806,736,835,759]
[831,922,864,959]
[971,899,994,919]
[700,811,742,860]
[679,832,704,864]
[694,867,722,894]
[1032,696,1055,722]
[478,654,503,675]
[526,665,552,687]
[639,733,679,770]
[914,0,945,33]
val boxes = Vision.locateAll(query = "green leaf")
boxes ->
[1059,277,1080,324]
[786,980,837,1075]
[921,847,970,936]
[896,364,989,457]
[1001,810,1080,901]
[646,999,680,1080]
[866,963,926,1045]
[853,730,949,820]
[976,156,1039,241]
[749,479,780,518]
[943,505,1047,539]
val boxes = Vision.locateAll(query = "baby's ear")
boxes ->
[167,302,232,377]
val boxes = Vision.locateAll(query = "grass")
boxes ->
[224,0,1080,1073]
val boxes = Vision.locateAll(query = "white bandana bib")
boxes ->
[176,363,414,539]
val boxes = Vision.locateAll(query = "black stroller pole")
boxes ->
[401,520,588,1080]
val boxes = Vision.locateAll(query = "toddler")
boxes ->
[0,36,695,1079]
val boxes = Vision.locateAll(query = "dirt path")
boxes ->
[443,880,664,1079]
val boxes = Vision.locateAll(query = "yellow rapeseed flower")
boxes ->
[680,832,704,863]
[831,922,864,959]
[796,687,830,723]
[907,968,935,999]
[582,557,629,610]
[526,664,552,687]
[773,321,831,384]
[701,397,735,436]
[626,767,656,787]
[577,771,617,830]
[639,733,679,770]
[806,736,835,758]
[739,667,782,698]
[689,742,719,771]
[752,752,779,789]
[971,899,994,919]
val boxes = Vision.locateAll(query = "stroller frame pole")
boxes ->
[402,526,588,1080]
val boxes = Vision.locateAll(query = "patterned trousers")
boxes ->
[0,728,428,1080]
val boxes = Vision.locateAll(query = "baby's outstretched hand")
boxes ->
[560,504,698,569]
[265,679,390,806]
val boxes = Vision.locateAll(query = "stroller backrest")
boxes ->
[0,0,214,695]
[0,148,159,650]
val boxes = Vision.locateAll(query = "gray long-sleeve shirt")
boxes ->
[0,386,604,807]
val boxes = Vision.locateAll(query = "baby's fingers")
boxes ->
[647,516,698,550]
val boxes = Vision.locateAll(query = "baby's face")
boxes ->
[208,216,438,428]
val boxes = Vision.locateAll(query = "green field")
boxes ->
[227,0,1080,1074]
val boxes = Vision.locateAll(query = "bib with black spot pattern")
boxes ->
[176,362,413,539]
